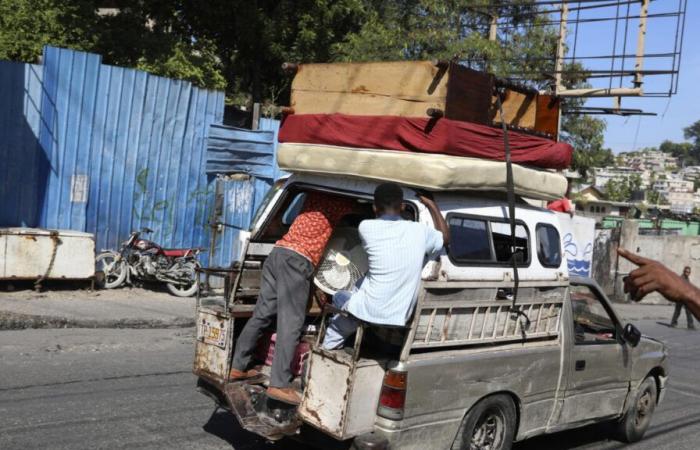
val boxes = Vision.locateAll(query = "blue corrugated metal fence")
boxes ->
[1,46,281,267]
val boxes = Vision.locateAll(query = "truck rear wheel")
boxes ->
[615,376,657,443]
[452,394,516,450]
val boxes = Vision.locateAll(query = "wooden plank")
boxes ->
[445,65,493,123]
[535,94,560,137]
[291,91,444,117]
[292,61,449,100]
[491,90,537,128]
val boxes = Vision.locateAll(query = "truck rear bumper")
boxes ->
[352,432,389,450]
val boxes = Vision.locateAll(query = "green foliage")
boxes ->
[0,0,608,158]
[333,0,557,79]
[684,120,700,146]
[658,139,697,166]
[605,174,641,202]
[645,189,667,205]
[0,0,96,62]
[0,0,227,90]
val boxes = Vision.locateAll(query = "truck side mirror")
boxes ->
[622,323,641,347]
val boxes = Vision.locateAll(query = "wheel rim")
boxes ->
[635,389,653,428]
[170,264,197,294]
[97,255,123,284]
[470,408,505,450]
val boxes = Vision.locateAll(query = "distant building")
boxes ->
[591,167,651,189]
[652,176,695,212]
[620,150,678,172]
[572,185,633,221]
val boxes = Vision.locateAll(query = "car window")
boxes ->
[570,285,617,344]
[448,217,492,261]
[448,214,529,265]
[249,179,285,232]
[282,193,306,225]
[490,222,529,264]
[536,224,562,268]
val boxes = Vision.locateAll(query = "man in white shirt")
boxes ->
[322,183,450,349]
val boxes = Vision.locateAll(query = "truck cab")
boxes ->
[193,173,668,449]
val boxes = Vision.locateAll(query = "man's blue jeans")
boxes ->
[322,289,361,349]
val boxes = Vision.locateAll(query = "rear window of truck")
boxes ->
[447,214,530,266]
[536,223,562,268]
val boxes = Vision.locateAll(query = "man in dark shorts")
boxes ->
[229,192,354,405]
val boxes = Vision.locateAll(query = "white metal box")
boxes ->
[0,228,95,280]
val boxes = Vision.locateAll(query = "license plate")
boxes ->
[197,315,228,348]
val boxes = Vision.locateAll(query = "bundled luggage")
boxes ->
[278,60,572,200]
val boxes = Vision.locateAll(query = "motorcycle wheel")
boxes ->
[166,261,199,297]
[95,252,127,289]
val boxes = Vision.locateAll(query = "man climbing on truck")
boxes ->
[323,183,450,349]
[229,192,355,405]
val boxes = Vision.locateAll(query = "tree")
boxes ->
[659,139,696,167]
[0,0,609,159]
[0,0,96,62]
[684,120,700,147]
[0,0,228,90]
[605,174,641,202]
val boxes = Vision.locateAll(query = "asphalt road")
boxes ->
[0,320,698,450]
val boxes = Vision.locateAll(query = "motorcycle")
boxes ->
[95,228,202,297]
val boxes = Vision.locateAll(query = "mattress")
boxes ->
[277,143,567,201]
[279,114,572,170]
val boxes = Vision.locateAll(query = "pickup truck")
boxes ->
[193,174,668,450]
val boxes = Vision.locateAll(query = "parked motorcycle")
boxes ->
[95,228,202,297]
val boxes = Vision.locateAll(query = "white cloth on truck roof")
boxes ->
[277,142,568,201]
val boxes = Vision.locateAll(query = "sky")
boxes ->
[559,0,698,153]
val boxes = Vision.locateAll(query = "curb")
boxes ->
[0,311,195,330]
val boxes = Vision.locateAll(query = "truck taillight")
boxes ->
[378,369,407,420]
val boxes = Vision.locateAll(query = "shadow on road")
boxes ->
[203,409,305,450]
[514,422,626,450]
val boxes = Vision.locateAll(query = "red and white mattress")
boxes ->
[279,113,573,170]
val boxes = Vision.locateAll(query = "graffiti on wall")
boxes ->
[557,214,596,278]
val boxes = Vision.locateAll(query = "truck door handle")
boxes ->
[575,360,586,371]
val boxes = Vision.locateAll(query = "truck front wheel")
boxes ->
[615,376,657,443]
[452,394,517,450]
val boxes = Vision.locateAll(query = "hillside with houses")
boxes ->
[573,120,700,234]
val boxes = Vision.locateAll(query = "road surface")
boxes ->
[0,320,698,449]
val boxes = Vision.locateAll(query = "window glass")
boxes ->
[250,180,284,232]
[490,222,529,263]
[282,193,306,225]
[536,224,562,267]
[570,285,617,344]
[448,217,492,261]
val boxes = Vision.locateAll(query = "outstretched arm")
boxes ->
[417,191,450,247]
[618,248,700,320]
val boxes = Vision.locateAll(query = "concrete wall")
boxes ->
[592,219,700,304]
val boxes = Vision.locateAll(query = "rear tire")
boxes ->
[615,376,657,443]
[452,394,517,450]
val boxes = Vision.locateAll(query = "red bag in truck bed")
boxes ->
[279,113,573,170]
[255,331,310,377]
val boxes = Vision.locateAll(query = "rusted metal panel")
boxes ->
[0,228,94,279]
[193,311,232,383]
[299,351,353,436]
[298,349,387,440]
